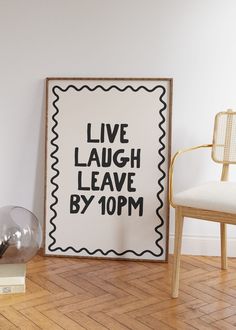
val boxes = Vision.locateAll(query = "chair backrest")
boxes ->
[212,110,236,164]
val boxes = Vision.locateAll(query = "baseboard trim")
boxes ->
[169,234,236,257]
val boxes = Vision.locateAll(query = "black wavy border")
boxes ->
[48,84,167,258]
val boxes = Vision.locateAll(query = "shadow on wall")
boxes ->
[32,79,46,245]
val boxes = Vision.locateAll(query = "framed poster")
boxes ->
[45,78,172,261]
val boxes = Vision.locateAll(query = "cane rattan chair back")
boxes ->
[212,110,236,164]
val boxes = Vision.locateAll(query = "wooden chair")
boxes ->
[169,109,236,298]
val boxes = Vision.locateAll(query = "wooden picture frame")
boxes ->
[44,77,172,261]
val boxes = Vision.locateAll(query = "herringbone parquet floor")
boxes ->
[1,252,236,329]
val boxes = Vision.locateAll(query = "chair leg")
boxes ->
[171,207,184,298]
[220,223,227,270]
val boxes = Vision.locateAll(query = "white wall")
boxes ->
[1,0,236,255]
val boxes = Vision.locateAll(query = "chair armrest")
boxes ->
[169,144,213,207]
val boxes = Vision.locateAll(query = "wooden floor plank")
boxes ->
[92,312,132,330]
[67,275,108,296]
[105,296,160,315]
[184,317,219,330]
[20,307,63,329]
[127,298,183,318]
[27,274,67,294]
[0,291,50,308]
[66,311,108,330]
[58,293,115,314]
[137,315,175,330]
[193,282,236,305]
[0,312,18,329]
[107,278,153,299]
[80,277,130,298]
[43,309,86,330]
[81,295,137,315]
[106,311,153,330]
[0,306,40,329]
[199,301,231,314]
[213,319,236,329]
[13,292,72,311]
[0,254,235,329]
[179,283,217,303]
[207,306,236,321]
[222,314,236,326]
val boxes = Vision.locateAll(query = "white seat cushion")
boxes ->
[174,181,236,213]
